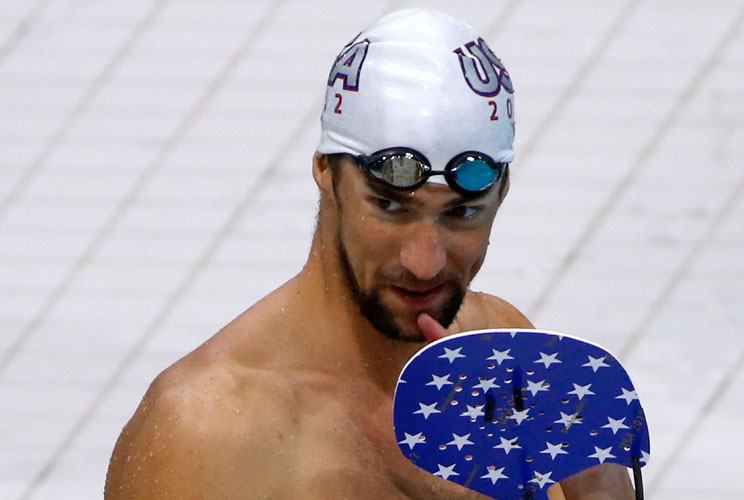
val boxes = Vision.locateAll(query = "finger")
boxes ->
[417,313,448,342]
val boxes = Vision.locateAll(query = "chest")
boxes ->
[290,384,490,500]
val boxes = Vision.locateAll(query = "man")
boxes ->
[105,9,633,499]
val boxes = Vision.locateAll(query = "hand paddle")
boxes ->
[393,329,650,500]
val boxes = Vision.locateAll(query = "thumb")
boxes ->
[417,313,448,343]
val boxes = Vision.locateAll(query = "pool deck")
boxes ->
[0,1,742,498]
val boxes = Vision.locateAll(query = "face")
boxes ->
[329,155,508,342]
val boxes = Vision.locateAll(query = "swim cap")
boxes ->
[317,9,515,184]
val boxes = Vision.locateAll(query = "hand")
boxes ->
[559,463,635,500]
[417,313,448,342]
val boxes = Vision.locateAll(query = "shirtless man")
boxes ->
[105,9,634,499]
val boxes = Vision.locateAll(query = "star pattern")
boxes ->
[486,348,514,365]
[398,432,426,450]
[393,329,651,500]
[554,411,582,429]
[526,379,550,396]
[589,446,617,464]
[414,402,441,420]
[535,352,562,368]
[568,383,595,400]
[541,441,568,460]
[426,373,454,390]
[616,387,639,404]
[509,408,530,425]
[602,416,630,435]
[529,470,556,489]
[446,433,474,450]
[494,436,521,454]
[440,347,466,363]
[434,463,459,480]
[461,404,485,420]
[473,377,500,392]
[583,355,610,372]
[481,467,508,484]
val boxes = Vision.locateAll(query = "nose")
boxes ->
[399,222,446,282]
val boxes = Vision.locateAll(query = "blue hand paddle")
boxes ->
[393,329,650,500]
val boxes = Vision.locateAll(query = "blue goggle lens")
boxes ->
[454,159,498,192]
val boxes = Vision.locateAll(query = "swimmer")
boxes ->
[105,9,634,499]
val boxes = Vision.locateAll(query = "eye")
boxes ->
[445,205,481,219]
[375,198,402,212]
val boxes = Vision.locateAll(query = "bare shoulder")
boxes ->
[105,346,300,499]
[454,291,534,331]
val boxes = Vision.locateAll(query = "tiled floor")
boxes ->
[1,1,742,498]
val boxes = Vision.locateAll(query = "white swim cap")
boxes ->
[317,9,515,184]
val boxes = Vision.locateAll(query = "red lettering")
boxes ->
[489,100,498,120]
[334,93,343,114]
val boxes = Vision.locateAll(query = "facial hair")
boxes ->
[336,230,466,342]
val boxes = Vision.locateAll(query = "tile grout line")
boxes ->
[516,0,643,164]
[647,346,744,496]
[0,0,51,67]
[618,170,744,361]
[527,3,744,320]
[0,0,167,223]
[16,2,291,497]
[0,0,170,375]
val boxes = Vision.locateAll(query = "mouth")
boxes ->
[390,284,445,307]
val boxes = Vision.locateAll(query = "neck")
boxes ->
[292,228,425,396]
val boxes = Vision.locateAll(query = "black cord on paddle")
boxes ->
[632,456,644,500]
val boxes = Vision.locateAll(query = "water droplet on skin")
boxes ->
[280,308,286,314]
[214,395,220,401]
[234,408,241,415]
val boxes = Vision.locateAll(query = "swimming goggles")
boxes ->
[355,147,506,195]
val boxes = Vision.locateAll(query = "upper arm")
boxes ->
[105,363,298,499]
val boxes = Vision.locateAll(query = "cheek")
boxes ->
[445,230,491,278]
[339,213,399,283]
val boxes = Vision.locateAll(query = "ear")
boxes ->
[313,152,334,195]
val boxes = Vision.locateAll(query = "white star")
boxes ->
[509,408,530,425]
[583,355,610,372]
[493,436,521,454]
[526,379,549,396]
[554,411,582,429]
[510,331,518,338]
[472,377,500,392]
[461,404,485,420]
[535,352,562,368]
[439,347,466,363]
[529,470,556,489]
[434,463,459,480]
[541,441,568,460]
[446,433,474,451]
[616,387,639,405]
[602,416,630,435]
[568,383,595,400]
[487,348,514,365]
[481,467,508,484]
[413,402,441,420]
[426,374,454,390]
[589,446,616,464]
[640,450,651,465]
[398,432,426,449]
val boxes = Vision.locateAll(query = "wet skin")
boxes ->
[104,154,633,499]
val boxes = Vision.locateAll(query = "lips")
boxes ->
[391,284,445,307]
